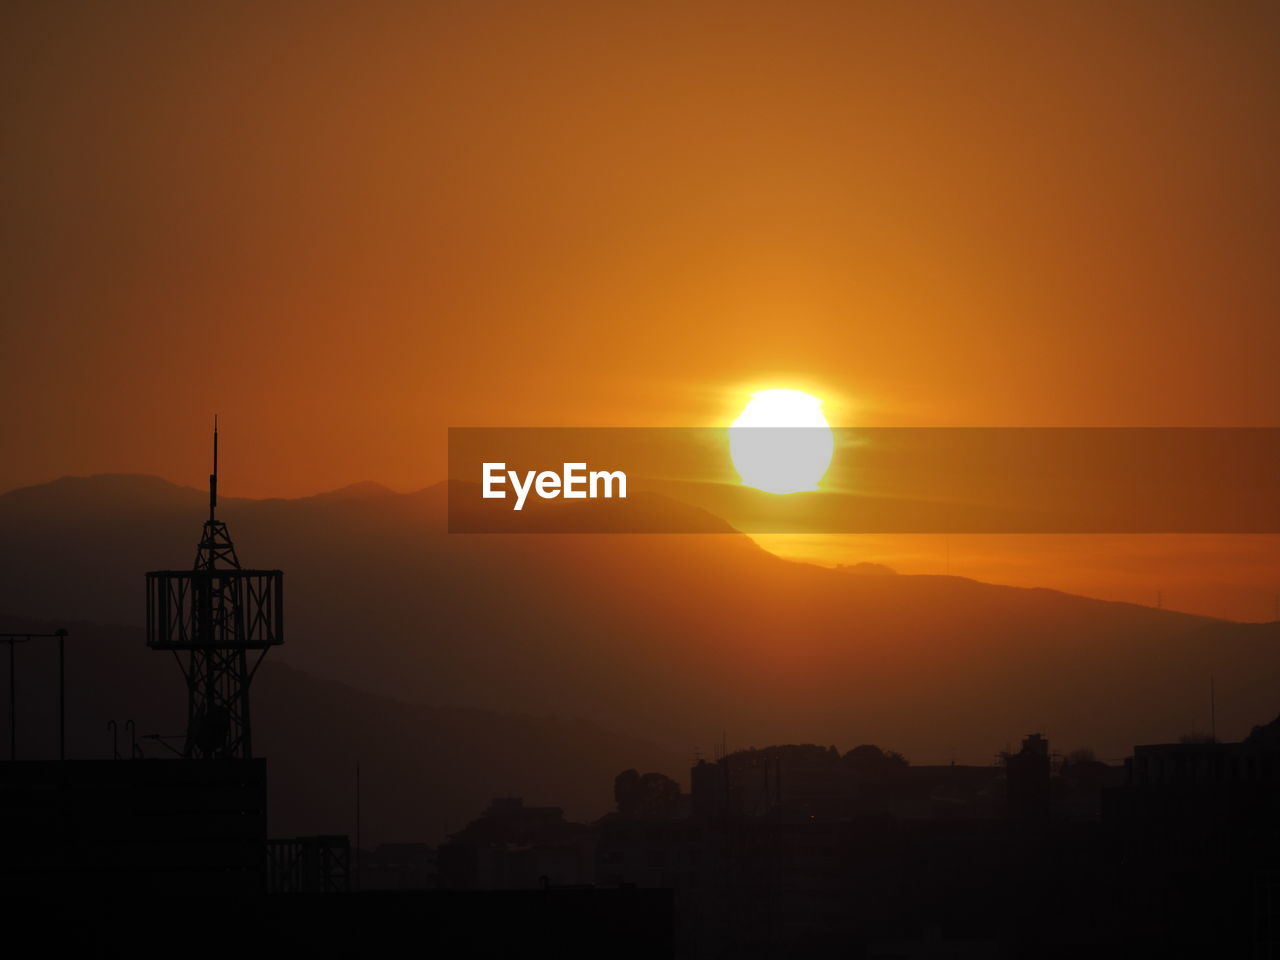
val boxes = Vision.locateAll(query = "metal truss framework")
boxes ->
[267,836,351,893]
[145,424,283,760]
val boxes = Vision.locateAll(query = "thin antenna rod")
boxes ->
[210,415,219,522]
[355,760,361,891]
[1210,675,1216,742]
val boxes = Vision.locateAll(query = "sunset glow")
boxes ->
[3,7,1280,949]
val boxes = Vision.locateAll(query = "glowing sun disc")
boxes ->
[729,389,834,494]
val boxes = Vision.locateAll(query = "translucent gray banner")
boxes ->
[448,428,1280,534]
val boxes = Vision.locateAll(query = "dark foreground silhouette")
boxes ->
[2,473,1277,955]
[2,722,1278,956]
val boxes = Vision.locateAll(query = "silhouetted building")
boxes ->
[1005,733,1051,821]
[598,737,1190,954]
[692,746,1005,823]
[1098,716,1280,955]
[0,758,266,895]
[597,816,706,891]
[692,745,857,819]
[1107,721,1280,864]
[437,797,595,889]
[359,842,436,889]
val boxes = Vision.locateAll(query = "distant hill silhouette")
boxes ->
[297,480,397,501]
[1,474,1277,778]
[0,614,676,845]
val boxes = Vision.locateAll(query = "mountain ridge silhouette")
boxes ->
[1,473,1275,770]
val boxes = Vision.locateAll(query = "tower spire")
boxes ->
[210,415,218,523]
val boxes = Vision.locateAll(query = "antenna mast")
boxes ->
[1210,675,1217,742]
[210,414,218,523]
[146,421,284,759]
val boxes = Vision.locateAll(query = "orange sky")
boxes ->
[2,2,1278,617]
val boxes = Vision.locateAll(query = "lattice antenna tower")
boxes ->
[145,420,283,759]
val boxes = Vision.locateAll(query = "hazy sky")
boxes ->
[2,2,1278,617]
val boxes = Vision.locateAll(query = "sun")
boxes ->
[729,389,834,494]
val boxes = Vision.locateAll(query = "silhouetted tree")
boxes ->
[614,769,640,810]
[1246,713,1280,744]
[844,744,909,775]
[835,561,898,575]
